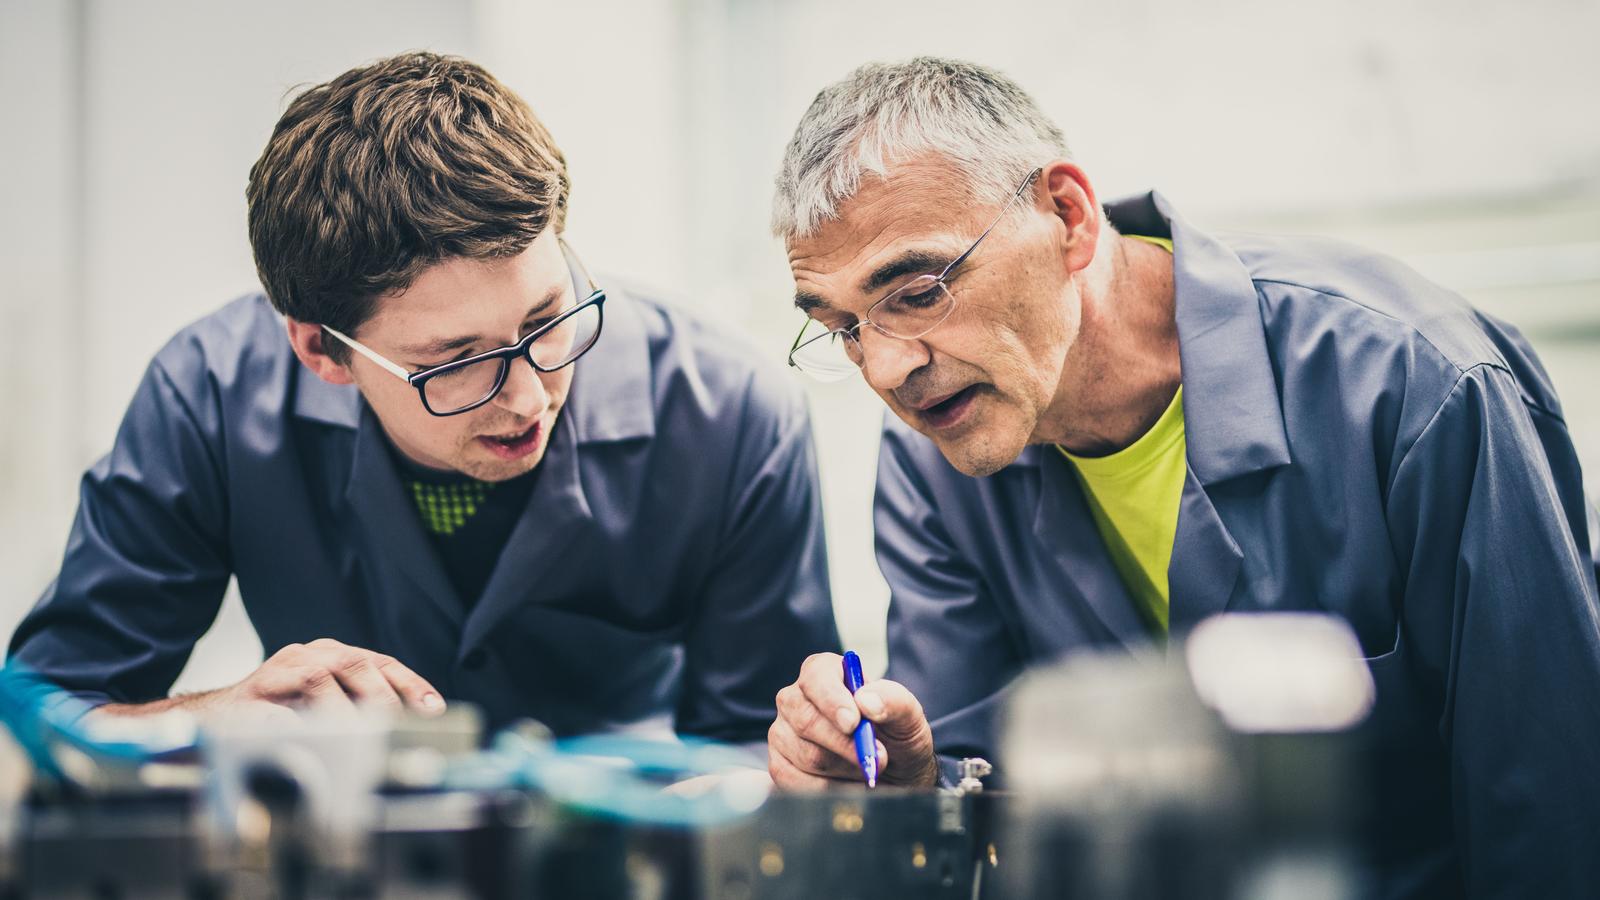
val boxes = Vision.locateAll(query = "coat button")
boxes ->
[462,649,488,670]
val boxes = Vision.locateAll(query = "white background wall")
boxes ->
[2,0,1597,692]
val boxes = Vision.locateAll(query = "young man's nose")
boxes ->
[491,356,549,418]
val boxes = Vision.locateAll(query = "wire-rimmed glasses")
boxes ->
[787,167,1043,382]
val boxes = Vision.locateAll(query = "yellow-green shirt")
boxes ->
[1059,387,1185,635]
[1057,233,1183,635]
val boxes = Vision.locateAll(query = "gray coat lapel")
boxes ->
[339,403,460,627]
[457,408,591,658]
[456,279,656,660]
[1029,447,1153,648]
[291,350,465,681]
[1098,192,1294,635]
[1167,465,1243,634]
[340,404,465,684]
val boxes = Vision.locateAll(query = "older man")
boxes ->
[765,58,1600,897]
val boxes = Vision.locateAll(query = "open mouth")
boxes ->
[918,385,982,431]
[477,421,543,461]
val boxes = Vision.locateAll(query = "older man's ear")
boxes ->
[1040,160,1103,274]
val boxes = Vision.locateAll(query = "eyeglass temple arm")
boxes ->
[788,317,812,356]
[789,307,865,363]
[321,325,413,382]
[559,236,599,293]
[938,167,1045,280]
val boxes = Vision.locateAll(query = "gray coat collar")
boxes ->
[1012,191,1291,485]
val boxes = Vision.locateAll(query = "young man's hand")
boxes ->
[96,638,445,717]
[767,652,940,790]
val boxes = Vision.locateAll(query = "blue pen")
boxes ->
[841,651,878,788]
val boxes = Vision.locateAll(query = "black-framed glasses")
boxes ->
[323,239,606,416]
[787,167,1044,382]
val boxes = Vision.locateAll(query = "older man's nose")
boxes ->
[859,328,930,394]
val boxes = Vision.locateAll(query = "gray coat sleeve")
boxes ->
[672,371,840,744]
[7,353,231,703]
[1385,363,1600,898]
[876,419,1025,781]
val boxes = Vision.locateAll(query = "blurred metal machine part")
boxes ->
[1002,612,1375,900]
[696,787,1003,900]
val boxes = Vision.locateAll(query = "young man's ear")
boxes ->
[285,318,356,385]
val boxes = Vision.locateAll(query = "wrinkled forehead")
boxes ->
[786,162,988,307]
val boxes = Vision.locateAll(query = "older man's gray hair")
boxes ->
[772,57,1070,241]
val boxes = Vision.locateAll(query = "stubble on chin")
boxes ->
[943,440,1012,478]
[941,410,1031,478]
[458,453,542,483]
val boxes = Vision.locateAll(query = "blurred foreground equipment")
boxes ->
[0,664,1002,899]
[1,612,1372,898]
[1003,612,1375,900]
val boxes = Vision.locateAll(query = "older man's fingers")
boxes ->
[769,715,869,781]
[795,653,858,733]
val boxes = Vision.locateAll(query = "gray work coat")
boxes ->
[876,192,1600,898]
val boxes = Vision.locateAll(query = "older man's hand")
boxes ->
[768,652,940,791]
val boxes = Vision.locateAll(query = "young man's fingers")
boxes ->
[372,654,445,713]
[287,666,358,711]
[287,641,438,712]
[329,653,403,708]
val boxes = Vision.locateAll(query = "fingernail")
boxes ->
[421,693,444,710]
[857,691,885,718]
[835,706,857,732]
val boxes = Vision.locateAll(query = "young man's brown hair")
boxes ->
[246,51,569,361]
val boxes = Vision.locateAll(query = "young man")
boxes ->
[765,58,1600,896]
[8,52,838,743]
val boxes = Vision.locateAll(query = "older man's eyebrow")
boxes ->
[793,249,955,313]
[397,285,566,357]
[795,291,830,313]
[860,249,955,296]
